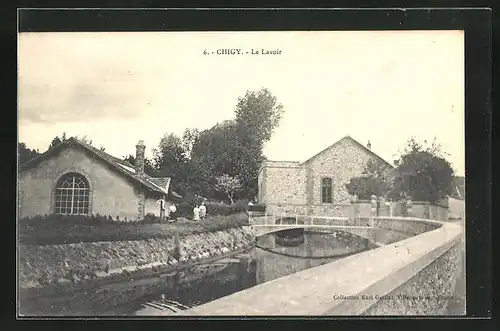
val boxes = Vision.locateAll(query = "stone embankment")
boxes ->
[19,227,255,298]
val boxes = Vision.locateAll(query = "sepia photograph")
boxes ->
[18,28,466,316]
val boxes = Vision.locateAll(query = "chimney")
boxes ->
[393,159,400,167]
[135,140,146,176]
[367,140,371,150]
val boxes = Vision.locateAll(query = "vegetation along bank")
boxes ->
[18,212,256,299]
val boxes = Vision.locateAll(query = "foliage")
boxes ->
[18,142,40,165]
[184,88,284,200]
[181,128,200,159]
[20,88,285,202]
[152,132,205,196]
[176,195,250,219]
[75,135,93,146]
[233,88,284,198]
[345,159,393,200]
[18,213,248,246]
[205,200,249,216]
[48,133,104,151]
[214,174,243,204]
[345,177,384,200]
[48,132,67,150]
[234,88,285,146]
[122,154,159,177]
[388,138,455,203]
[176,193,204,218]
[191,121,238,175]
[248,202,266,212]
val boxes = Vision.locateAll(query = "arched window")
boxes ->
[55,172,90,215]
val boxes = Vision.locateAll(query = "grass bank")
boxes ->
[19,226,256,296]
[19,213,249,246]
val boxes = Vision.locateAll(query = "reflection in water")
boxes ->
[20,230,374,316]
[254,231,375,284]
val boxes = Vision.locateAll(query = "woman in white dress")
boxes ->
[199,201,207,219]
[193,205,200,221]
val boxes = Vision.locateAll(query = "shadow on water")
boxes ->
[20,230,374,316]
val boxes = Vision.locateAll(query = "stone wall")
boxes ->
[352,200,450,222]
[351,200,373,218]
[179,218,464,316]
[18,227,255,297]
[305,138,380,205]
[262,166,307,205]
[412,202,449,222]
[362,238,465,315]
[19,147,142,220]
[266,203,309,216]
[260,137,394,216]
[373,217,442,236]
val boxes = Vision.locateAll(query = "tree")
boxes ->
[152,132,198,195]
[154,133,188,168]
[122,154,158,177]
[48,136,62,149]
[181,128,200,160]
[75,135,92,145]
[150,88,284,201]
[48,132,67,150]
[346,177,384,200]
[232,88,285,198]
[18,142,40,165]
[345,159,393,200]
[214,174,242,204]
[388,137,455,203]
[191,121,240,177]
[234,88,284,145]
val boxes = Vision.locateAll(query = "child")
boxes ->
[193,204,200,221]
[169,203,177,223]
[199,201,207,220]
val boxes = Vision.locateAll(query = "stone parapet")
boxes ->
[177,218,464,316]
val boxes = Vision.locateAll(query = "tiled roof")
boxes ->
[20,137,182,198]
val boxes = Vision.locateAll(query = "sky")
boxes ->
[18,31,465,176]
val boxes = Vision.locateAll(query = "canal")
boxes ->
[20,230,376,316]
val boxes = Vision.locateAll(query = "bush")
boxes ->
[18,212,250,245]
[19,213,115,227]
[205,201,248,216]
[199,212,249,231]
[249,203,266,212]
[176,194,204,218]
[140,213,165,224]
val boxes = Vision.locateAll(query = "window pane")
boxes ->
[321,178,333,203]
[55,173,90,215]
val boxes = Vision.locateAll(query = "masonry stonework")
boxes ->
[260,137,393,217]
[306,138,381,205]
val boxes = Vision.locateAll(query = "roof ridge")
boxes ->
[295,135,393,168]
[20,137,175,196]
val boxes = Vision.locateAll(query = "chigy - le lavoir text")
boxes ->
[203,48,283,56]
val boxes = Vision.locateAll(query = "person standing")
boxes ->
[199,201,207,220]
[169,203,177,223]
[193,204,200,222]
[157,197,166,219]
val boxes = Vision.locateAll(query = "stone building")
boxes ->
[258,135,394,217]
[18,138,181,221]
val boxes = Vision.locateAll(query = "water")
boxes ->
[19,230,374,316]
